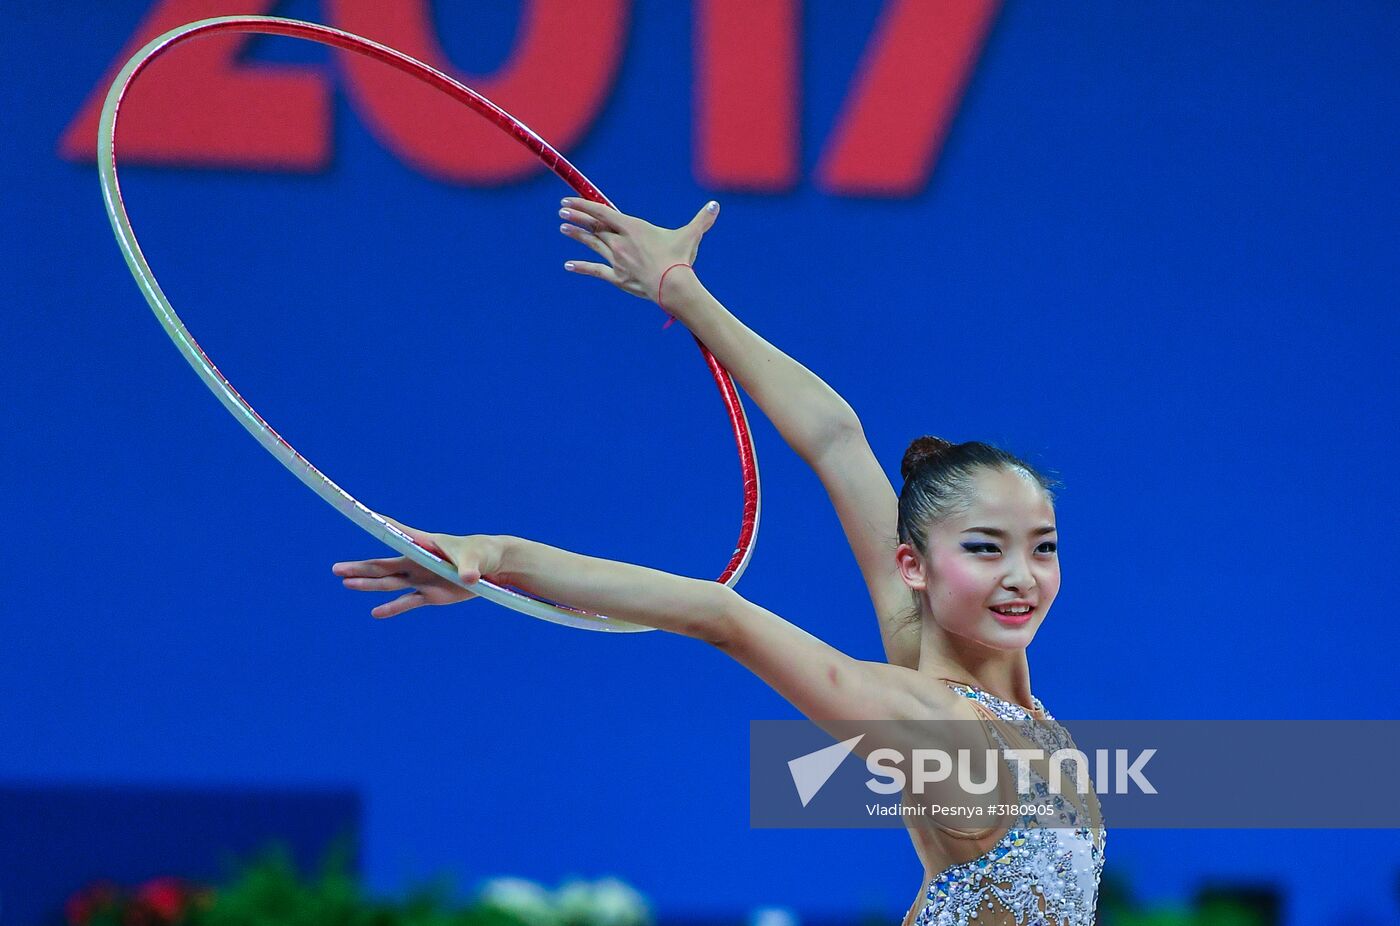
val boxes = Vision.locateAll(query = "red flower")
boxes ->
[133,878,189,923]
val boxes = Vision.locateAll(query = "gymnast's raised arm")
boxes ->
[556,197,918,670]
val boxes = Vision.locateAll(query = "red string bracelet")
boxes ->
[656,262,692,329]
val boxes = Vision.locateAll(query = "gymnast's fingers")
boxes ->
[560,222,613,260]
[558,206,603,233]
[561,197,626,230]
[332,557,407,579]
[564,260,622,285]
[342,573,413,592]
[371,591,426,619]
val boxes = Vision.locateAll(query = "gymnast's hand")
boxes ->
[558,197,719,307]
[331,516,503,619]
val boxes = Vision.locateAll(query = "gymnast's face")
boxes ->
[897,468,1060,652]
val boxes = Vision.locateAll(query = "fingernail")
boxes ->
[559,208,570,218]
[561,197,571,205]
[560,223,570,233]
[564,261,575,271]
[707,201,718,212]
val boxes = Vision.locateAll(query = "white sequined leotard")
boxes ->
[905,681,1107,926]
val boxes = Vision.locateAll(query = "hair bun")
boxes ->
[901,436,954,481]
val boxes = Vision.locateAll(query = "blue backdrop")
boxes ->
[4,3,1398,924]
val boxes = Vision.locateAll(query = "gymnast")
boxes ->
[332,199,1106,925]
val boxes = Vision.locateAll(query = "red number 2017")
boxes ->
[60,0,997,197]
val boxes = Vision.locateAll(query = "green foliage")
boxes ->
[63,842,651,926]
[65,843,1276,926]
[1098,870,1275,926]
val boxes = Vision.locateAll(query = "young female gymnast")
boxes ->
[331,199,1105,925]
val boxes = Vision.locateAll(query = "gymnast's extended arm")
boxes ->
[332,522,956,740]
[557,197,919,670]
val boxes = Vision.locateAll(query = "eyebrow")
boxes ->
[962,526,1058,537]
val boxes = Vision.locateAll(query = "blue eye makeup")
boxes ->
[962,542,1058,554]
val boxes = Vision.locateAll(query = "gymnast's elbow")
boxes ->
[700,584,748,650]
[703,587,802,665]
[646,579,737,646]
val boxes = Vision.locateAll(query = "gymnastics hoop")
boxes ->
[97,15,761,633]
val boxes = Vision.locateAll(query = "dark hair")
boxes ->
[897,435,1062,557]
